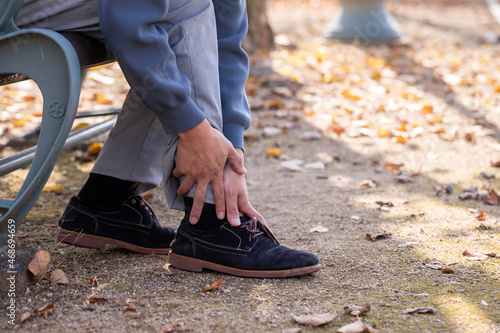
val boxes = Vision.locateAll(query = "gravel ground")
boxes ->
[1,0,500,332]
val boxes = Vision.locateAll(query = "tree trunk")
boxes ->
[245,0,274,53]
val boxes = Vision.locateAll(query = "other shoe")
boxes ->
[56,195,176,254]
[168,217,321,278]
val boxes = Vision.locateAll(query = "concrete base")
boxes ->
[324,1,402,42]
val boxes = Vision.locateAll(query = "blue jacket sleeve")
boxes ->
[214,0,252,150]
[97,0,206,135]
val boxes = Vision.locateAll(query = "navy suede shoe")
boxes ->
[168,217,321,278]
[56,195,176,254]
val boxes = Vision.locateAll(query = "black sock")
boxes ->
[78,173,135,211]
[183,197,223,230]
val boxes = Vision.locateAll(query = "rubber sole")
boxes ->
[56,227,170,255]
[168,252,322,278]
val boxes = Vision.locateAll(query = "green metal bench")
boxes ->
[0,0,117,251]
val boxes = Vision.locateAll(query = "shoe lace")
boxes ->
[240,217,265,239]
[132,195,156,220]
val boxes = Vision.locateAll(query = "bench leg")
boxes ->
[0,30,81,250]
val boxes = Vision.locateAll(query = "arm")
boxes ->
[98,0,206,134]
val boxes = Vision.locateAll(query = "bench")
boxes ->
[0,0,117,250]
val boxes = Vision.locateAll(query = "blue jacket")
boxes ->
[98,0,251,150]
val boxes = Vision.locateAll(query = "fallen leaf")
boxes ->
[403,307,438,314]
[441,268,454,274]
[490,160,500,167]
[142,193,154,201]
[375,201,394,207]
[43,184,63,192]
[160,322,187,333]
[267,147,282,158]
[423,258,443,270]
[310,226,329,233]
[88,142,103,155]
[344,303,371,316]
[34,302,55,315]
[123,303,137,312]
[89,276,99,288]
[293,311,337,327]
[476,210,486,221]
[484,189,499,205]
[337,320,369,333]
[366,232,391,241]
[385,163,404,170]
[28,250,51,280]
[14,312,31,325]
[202,279,225,292]
[88,297,108,304]
[50,269,69,284]
[360,180,378,188]
[72,122,90,132]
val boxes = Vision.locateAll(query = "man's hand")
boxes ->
[224,149,266,227]
[173,120,246,224]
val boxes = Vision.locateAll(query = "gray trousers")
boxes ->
[16,0,222,210]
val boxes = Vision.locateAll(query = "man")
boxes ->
[15,0,321,278]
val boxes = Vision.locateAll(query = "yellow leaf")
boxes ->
[393,136,408,143]
[378,129,390,137]
[202,279,225,292]
[72,122,90,132]
[88,142,103,155]
[43,184,63,192]
[341,89,362,101]
[267,148,282,158]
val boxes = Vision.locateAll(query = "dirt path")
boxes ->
[1,0,500,332]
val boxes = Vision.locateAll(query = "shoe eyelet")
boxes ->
[132,199,136,204]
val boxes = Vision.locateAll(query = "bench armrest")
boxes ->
[0,0,23,34]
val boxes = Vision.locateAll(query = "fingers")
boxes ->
[239,200,267,226]
[227,149,247,175]
[211,179,226,220]
[188,183,208,224]
[225,187,241,226]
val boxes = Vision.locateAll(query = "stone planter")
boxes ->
[324,0,402,42]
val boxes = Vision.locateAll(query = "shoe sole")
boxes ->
[56,228,170,255]
[168,252,322,278]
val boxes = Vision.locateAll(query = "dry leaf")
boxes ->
[360,180,378,188]
[344,303,371,316]
[403,307,438,314]
[50,269,69,284]
[337,320,371,333]
[160,322,187,333]
[14,312,31,325]
[123,303,137,312]
[88,142,103,155]
[89,276,99,288]
[385,163,403,170]
[484,189,499,205]
[310,226,329,233]
[423,258,443,270]
[43,184,64,192]
[267,148,282,158]
[366,232,391,241]
[202,279,225,292]
[375,201,394,207]
[34,302,55,315]
[88,297,108,304]
[476,210,486,221]
[441,268,454,274]
[293,311,337,327]
[28,250,50,280]
[490,160,500,167]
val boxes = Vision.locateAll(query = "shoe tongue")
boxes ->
[246,217,280,245]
